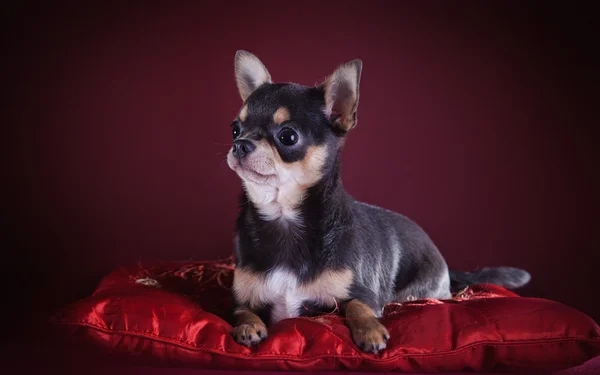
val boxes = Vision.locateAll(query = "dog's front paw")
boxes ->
[351,319,390,354]
[231,323,268,347]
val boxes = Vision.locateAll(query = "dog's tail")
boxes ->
[449,267,531,292]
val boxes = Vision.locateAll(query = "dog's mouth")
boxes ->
[228,158,276,185]
[237,165,276,185]
[226,149,278,185]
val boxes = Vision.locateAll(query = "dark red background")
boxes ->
[4,0,598,351]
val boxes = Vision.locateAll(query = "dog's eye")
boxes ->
[278,128,298,146]
[232,123,241,140]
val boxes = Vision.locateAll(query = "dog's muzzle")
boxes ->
[232,139,256,159]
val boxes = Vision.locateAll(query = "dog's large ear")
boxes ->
[234,50,272,102]
[321,59,362,132]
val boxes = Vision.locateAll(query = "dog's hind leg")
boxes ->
[394,258,452,302]
[395,272,452,302]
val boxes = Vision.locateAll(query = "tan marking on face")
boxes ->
[298,145,327,187]
[272,106,290,125]
[264,144,327,220]
[228,140,328,222]
[239,104,248,122]
[267,144,327,187]
[232,267,353,312]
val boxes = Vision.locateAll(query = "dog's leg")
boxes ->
[395,265,452,302]
[343,299,390,354]
[231,307,268,347]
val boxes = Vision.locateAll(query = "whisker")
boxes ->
[240,195,251,205]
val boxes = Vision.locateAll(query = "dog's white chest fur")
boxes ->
[233,267,354,324]
[261,269,303,323]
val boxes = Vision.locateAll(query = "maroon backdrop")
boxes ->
[5,0,598,342]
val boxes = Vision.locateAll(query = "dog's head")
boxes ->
[226,50,362,219]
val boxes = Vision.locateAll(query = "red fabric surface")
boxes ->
[53,258,600,372]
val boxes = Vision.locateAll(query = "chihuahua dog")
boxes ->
[226,50,530,354]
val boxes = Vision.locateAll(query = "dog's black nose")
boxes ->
[232,139,256,159]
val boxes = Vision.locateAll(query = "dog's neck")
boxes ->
[242,179,310,225]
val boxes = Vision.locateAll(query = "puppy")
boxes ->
[226,50,530,353]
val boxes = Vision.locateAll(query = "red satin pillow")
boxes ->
[53,258,600,372]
